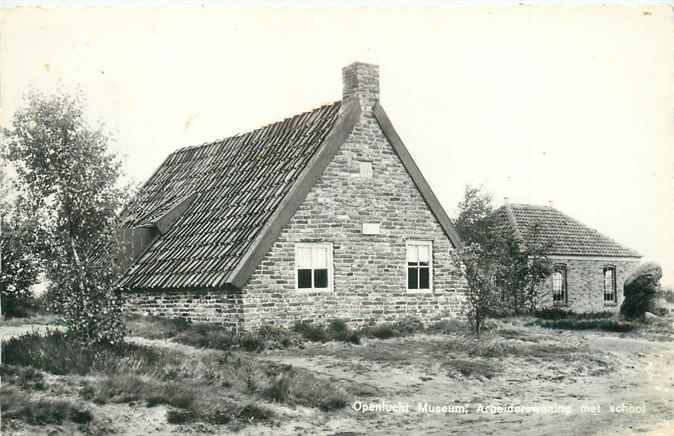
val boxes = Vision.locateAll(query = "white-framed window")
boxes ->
[406,240,433,292]
[295,243,333,291]
[552,265,568,306]
[603,266,617,304]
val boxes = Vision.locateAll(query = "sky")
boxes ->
[1,3,672,286]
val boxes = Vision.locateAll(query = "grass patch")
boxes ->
[291,319,361,344]
[174,322,302,351]
[2,330,163,376]
[0,365,46,391]
[4,328,349,430]
[80,374,195,409]
[443,358,499,379]
[0,385,92,426]
[426,319,469,335]
[536,319,635,333]
[443,333,582,359]
[361,317,427,339]
[534,308,616,321]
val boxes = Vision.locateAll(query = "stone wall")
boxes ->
[126,290,244,330]
[243,66,466,329]
[538,257,641,312]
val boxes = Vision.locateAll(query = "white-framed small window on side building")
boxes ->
[552,266,567,306]
[295,243,333,291]
[406,240,432,291]
[603,266,617,304]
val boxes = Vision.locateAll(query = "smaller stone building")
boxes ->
[494,202,641,312]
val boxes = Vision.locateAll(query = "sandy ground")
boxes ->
[1,325,672,436]
[247,333,673,436]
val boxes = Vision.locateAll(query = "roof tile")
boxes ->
[118,101,342,290]
[494,203,640,258]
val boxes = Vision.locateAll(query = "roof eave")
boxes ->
[373,102,463,249]
[226,98,362,290]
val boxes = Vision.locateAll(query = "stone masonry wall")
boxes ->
[126,290,244,330]
[243,108,466,329]
[537,258,640,313]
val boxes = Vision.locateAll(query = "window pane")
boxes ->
[314,269,328,288]
[297,247,312,269]
[408,268,418,289]
[406,245,418,263]
[418,245,430,263]
[419,267,430,289]
[298,269,312,288]
[312,247,327,268]
[552,272,562,292]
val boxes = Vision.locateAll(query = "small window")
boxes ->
[295,243,333,291]
[358,161,373,178]
[362,223,380,234]
[406,240,432,291]
[603,266,617,304]
[552,265,567,306]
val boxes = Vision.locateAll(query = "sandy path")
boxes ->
[264,334,673,436]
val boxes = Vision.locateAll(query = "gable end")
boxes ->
[228,99,362,289]
[373,103,463,249]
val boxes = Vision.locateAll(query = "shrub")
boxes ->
[535,307,574,320]
[263,374,291,402]
[326,319,360,344]
[361,317,426,339]
[362,322,396,339]
[239,334,264,352]
[393,317,425,336]
[0,365,46,391]
[292,320,328,342]
[173,323,298,352]
[167,409,196,424]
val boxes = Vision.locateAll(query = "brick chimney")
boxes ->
[342,62,379,112]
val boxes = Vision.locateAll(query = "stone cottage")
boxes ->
[119,62,466,330]
[493,201,641,312]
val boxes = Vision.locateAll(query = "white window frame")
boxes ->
[551,265,568,306]
[294,242,333,292]
[406,240,433,293]
[603,265,617,305]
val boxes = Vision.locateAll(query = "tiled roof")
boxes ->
[494,203,640,258]
[118,101,342,290]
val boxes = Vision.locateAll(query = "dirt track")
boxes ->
[1,325,672,435]
[245,333,673,436]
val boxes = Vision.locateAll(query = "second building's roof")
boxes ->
[494,203,641,258]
